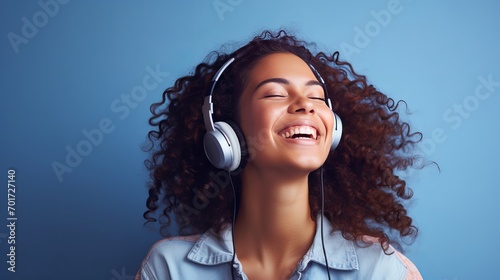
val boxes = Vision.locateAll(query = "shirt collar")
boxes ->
[300,215,359,271]
[186,215,359,271]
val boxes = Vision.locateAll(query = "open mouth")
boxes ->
[279,126,318,140]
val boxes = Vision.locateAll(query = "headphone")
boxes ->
[202,57,343,171]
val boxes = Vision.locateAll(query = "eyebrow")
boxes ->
[253,78,323,92]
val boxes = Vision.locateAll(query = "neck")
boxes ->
[233,164,316,269]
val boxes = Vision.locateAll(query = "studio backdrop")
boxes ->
[1,1,499,279]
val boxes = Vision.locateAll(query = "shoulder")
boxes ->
[148,235,201,256]
[136,235,201,280]
[136,231,234,280]
[393,250,423,280]
[353,236,423,280]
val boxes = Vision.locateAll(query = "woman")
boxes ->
[136,30,423,280]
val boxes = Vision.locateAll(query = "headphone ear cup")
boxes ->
[203,121,241,171]
[331,113,343,150]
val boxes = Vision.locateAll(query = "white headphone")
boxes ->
[202,57,342,171]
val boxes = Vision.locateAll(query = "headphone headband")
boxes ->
[202,57,334,131]
[202,57,236,132]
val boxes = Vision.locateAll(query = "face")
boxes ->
[238,52,335,173]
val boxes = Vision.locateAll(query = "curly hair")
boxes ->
[143,30,422,253]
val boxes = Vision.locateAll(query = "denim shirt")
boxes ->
[137,218,422,280]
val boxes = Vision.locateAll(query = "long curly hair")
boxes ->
[143,30,422,253]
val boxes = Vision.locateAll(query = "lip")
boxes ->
[277,119,322,140]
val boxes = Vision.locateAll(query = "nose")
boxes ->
[289,95,315,114]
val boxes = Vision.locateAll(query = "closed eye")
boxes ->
[309,97,325,101]
[263,94,286,98]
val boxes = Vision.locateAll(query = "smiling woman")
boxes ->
[136,30,424,280]
[238,53,336,173]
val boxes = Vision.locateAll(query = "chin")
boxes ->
[288,157,326,172]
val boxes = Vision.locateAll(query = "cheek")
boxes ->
[242,104,278,134]
[242,110,271,145]
[320,110,336,143]
[318,112,335,161]
[240,106,282,159]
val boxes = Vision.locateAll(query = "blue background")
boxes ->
[1,0,499,279]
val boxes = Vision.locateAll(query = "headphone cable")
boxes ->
[228,168,331,280]
[320,167,332,280]
[228,170,237,280]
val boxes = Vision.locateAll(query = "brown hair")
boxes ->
[143,30,422,253]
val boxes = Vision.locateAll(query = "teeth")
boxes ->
[280,126,317,139]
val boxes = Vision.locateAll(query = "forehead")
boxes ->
[247,52,316,84]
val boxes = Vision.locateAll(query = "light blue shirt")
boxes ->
[137,217,420,280]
